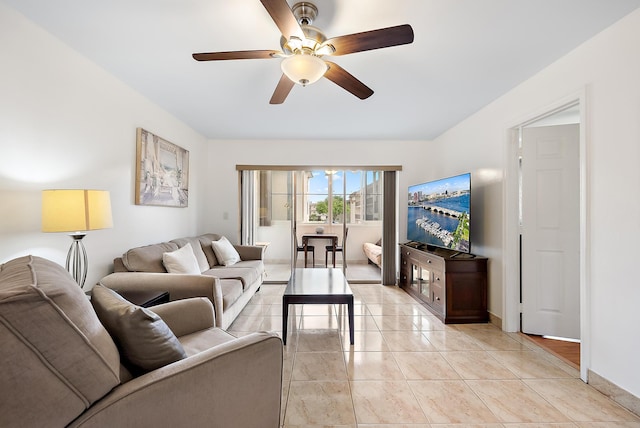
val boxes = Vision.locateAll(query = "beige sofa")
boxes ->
[100,233,265,329]
[363,240,382,268]
[0,255,282,428]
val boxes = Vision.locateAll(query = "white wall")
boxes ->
[0,4,208,287]
[431,9,640,398]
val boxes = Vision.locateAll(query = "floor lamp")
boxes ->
[42,189,113,288]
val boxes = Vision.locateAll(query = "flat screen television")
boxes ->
[407,172,471,253]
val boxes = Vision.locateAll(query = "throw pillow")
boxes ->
[162,242,200,274]
[211,236,241,266]
[122,242,178,272]
[91,284,187,373]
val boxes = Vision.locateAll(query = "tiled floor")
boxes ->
[228,282,640,428]
[264,262,382,284]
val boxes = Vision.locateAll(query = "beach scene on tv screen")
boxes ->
[407,173,470,252]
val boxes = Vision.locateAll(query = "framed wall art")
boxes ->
[135,128,189,207]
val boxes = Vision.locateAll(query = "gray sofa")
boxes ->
[100,233,265,330]
[0,255,282,428]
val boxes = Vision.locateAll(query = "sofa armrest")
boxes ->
[100,272,224,328]
[99,272,217,302]
[149,298,215,337]
[67,332,283,428]
[234,244,264,261]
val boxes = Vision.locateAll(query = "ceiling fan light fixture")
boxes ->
[281,25,326,54]
[286,36,304,52]
[281,54,327,86]
[315,43,336,56]
[192,1,414,104]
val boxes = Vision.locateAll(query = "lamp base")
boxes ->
[66,233,88,288]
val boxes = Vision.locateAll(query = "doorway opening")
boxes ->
[521,333,580,369]
[238,166,400,284]
[505,93,588,380]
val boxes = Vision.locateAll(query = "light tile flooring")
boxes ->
[264,262,382,284]
[228,282,640,428]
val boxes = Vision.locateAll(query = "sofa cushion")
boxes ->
[179,327,237,356]
[205,266,261,290]
[0,256,120,428]
[219,279,244,310]
[211,236,241,266]
[170,236,210,272]
[163,242,200,274]
[91,284,187,373]
[122,242,178,272]
[233,259,266,276]
[198,233,222,267]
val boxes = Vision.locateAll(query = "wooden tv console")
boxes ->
[399,243,488,324]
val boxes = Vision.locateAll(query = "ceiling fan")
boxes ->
[192,0,414,104]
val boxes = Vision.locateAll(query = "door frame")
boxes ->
[503,89,589,381]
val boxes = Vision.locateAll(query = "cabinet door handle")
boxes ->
[435,296,440,301]
[427,260,431,264]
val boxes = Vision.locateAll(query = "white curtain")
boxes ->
[240,170,256,245]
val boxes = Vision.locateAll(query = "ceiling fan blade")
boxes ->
[269,74,295,104]
[324,61,374,100]
[323,24,414,56]
[260,0,305,40]
[192,50,281,61]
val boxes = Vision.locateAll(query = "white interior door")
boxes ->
[521,123,580,339]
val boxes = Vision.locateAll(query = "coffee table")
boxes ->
[282,268,354,345]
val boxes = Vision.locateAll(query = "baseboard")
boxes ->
[588,369,640,417]
[488,311,502,328]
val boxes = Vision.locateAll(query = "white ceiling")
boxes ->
[4,0,640,140]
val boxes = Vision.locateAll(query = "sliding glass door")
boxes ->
[239,166,395,283]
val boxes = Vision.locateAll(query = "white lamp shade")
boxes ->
[42,189,113,232]
[281,54,327,86]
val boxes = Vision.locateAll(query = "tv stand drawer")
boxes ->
[402,247,445,271]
